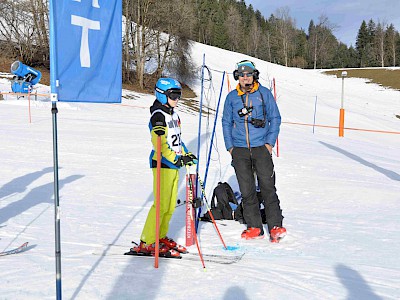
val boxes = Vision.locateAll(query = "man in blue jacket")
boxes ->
[222,60,286,242]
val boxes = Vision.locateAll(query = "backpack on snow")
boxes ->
[233,190,267,224]
[201,182,238,221]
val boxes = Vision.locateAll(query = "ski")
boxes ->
[0,242,29,257]
[95,248,243,264]
[92,242,244,264]
[124,249,182,259]
[185,251,244,264]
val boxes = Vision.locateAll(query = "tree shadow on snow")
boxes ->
[335,264,382,300]
[71,191,155,300]
[0,167,53,201]
[319,141,400,181]
[0,174,83,225]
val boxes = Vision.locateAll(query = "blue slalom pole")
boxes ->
[312,95,318,134]
[203,71,225,188]
[194,54,205,231]
[49,1,62,299]
[196,54,205,180]
[195,71,225,231]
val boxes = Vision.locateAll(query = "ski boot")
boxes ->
[270,226,287,243]
[160,237,188,254]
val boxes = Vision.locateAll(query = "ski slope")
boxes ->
[0,42,399,299]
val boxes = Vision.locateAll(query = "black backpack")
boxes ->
[201,182,238,221]
[233,190,267,224]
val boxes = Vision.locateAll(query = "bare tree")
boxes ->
[0,0,49,65]
[375,20,386,67]
[249,15,261,57]
[385,24,398,67]
[309,15,337,69]
[225,5,242,52]
[275,6,295,67]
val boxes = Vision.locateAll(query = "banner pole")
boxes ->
[51,101,61,299]
[49,0,62,298]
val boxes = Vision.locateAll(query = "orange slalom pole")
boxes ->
[339,108,345,137]
[226,72,232,92]
[154,135,161,268]
[196,174,227,249]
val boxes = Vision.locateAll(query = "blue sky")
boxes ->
[246,0,400,46]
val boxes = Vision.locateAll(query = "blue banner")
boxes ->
[53,0,121,103]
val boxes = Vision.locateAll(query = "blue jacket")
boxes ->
[222,82,281,150]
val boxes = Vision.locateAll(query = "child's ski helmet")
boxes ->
[155,78,182,104]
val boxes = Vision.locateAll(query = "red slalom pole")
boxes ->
[197,173,227,249]
[186,166,206,270]
[154,136,161,268]
[273,78,279,157]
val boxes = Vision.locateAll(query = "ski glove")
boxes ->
[175,153,198,167]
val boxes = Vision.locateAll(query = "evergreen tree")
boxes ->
[367,19,378,66]
[356,20,369,67]
[347,46,360,68]
[291,30,308,68]
[212,5,229,49]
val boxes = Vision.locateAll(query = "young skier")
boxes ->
[132,78,197,256]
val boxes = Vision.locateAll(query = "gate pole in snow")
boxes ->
[195,54,205,230]
[313,96,318,134]
[202,71,225,189]
[273,78,279,157]
[339,71,347,137]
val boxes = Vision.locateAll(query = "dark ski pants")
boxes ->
[232,146,283,233]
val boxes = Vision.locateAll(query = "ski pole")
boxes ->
[196,173,227,250]
[186,166,206,270]
[155,135,161,268]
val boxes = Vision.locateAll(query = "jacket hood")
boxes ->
[150,99,174,115]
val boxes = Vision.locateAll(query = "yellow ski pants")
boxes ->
[140,168,179,244]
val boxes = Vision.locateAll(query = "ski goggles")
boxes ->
[165,89,182,100]
[237,72,254,78]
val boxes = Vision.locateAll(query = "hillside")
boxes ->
[1,40,400,300]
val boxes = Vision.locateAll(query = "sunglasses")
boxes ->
[238,72,254,78]
[165,89,181,100]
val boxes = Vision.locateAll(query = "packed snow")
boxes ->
[1,42,399,300]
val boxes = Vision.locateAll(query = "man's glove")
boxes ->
[175,153,198,167]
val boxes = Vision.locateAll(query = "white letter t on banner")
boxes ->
[72,0,100,8]
[71,15,100,68]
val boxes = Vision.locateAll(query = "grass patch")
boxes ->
[324,68,400,91]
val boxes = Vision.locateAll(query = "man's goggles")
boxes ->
[165,89,182,100]
[238,72,254,78]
